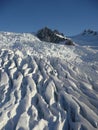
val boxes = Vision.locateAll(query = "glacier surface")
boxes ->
[0,32,98,130]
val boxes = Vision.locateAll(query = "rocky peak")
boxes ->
[36,27,74,45]
[82,29,98,36]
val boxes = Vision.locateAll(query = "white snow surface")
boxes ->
[71,32,98,49]
[0,32,98,130]
[55,33,67,39]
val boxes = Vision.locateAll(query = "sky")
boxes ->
[0,0,98,36]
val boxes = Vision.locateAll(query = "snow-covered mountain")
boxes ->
[71,29,98,49]
[0,31,98,130]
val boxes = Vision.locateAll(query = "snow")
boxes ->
[55,33,67,39]
[71,32,98,49]
[0,32,98,130]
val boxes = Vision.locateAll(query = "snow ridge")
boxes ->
[0,32,98,130]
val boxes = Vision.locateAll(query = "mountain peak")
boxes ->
[36,27,74,45]
[37,27,64,36]
[82,29,98,36]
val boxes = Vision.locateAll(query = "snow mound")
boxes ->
[0,32,98,130]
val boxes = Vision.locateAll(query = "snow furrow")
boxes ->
[0,32,98,130]
[0,49,98,130]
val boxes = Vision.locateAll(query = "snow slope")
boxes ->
[0,32,98,130]
[71,31,98,49]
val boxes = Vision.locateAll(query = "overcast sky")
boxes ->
[0,0,98,35]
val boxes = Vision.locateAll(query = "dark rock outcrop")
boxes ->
[65,39,75,45]
[82,29,98,36]
[36,27,74,45]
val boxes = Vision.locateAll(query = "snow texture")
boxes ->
[0,32,98,130]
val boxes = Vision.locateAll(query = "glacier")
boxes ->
[0,31,98,130]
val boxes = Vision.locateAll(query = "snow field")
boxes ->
[0,32,98,130]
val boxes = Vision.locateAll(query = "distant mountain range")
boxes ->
[36,27,98,48]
